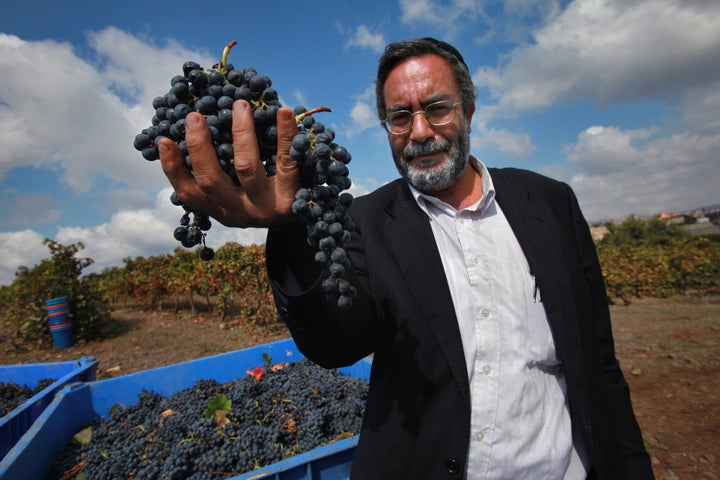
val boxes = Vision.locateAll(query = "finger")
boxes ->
[231,100,266,193]
[276,106,297,158]
[184,112,231,190]
[158,136,191,189]
[158,136,207,207]
[274,107,300,214]
[182,112,244,216]
[158,136,220,217]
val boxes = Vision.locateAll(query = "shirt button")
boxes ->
[481,308,490,317]
[471,256,480,264]
[474,431,485,442]
[482,365,492,375]
[445,458,461,474]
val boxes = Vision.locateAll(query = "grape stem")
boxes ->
[219,40,238,74]
[295,106,332,123]
[219,39,331,123]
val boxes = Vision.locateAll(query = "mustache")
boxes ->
[403,138,451,162]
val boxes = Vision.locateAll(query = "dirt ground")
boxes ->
[2,296,718,480]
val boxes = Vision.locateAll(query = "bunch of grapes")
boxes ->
[289,110,356,309]
[1,379,55,415]
[49,359,368,480]
[133,40,356,308]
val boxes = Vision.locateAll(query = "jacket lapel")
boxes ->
[491,169,546,275]
[490,168,572,362]
[381,183,471,408]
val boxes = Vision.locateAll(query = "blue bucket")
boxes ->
[45,297,73,349]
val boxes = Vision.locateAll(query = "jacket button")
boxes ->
[445,458,461,474]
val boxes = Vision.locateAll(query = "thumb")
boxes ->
[274,107,300,210]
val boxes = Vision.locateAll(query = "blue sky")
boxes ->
[1,0,719,285]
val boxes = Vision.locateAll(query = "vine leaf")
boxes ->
[205,394,232,426]
[72,426,92,446]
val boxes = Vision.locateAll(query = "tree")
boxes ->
[0,240,110,345]
[599,215,688,247]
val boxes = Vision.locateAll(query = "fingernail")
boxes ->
[233,100,248,114]
[157,140,169,157]
[278,107,293,121]
[186,113,200,128]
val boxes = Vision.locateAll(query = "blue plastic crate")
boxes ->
[0,338,371,480]
[0,356,98,460]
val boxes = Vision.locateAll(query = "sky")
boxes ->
[1,0,719,286]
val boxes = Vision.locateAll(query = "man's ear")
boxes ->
[465,103,475,134]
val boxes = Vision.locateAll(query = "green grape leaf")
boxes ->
[204,394,232,422]
[262,352,272,367]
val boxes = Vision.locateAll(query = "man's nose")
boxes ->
[408,112,435,143]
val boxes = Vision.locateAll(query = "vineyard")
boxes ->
[0,240,275,347]
[0,215,718,349]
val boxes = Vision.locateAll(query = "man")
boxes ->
[159,38,654,479]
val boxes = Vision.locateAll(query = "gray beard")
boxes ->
[394,126,471,194]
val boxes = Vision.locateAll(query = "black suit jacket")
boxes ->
[267,167,654,479]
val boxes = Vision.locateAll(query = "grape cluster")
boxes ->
[133,41,283,261]
[133,41,357,308]
[289,107,357,309]
[49,359,368,480]
[0,378,55,415]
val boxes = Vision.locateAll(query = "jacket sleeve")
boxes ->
[264,220,381,369]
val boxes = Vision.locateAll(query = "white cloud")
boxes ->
[399,0,440,23]
[0,29,218,208]
[680,85,720,134]
[564,126,653,175]
[475,0,720,114]
[399,0,486,31]
[55,186,268,274]
[503,0,561,19]
[0,34,146,193]
[398,0,559,43]
[470,0,720,219]
[345,25,386,53]
[472,125,535,158]
[565,125,720,221]
[350,102,378,133]
[0,29,256,285]
[344,86,382,139]
[0,186,269,286]
[0,229,48,285]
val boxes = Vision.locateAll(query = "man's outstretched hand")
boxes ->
[159,100,299,229]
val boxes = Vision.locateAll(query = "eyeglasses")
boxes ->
[383,100,464,135]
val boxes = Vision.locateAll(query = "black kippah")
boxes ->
[420,37,469,69]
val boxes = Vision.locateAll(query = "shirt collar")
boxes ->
[408,156,496,216]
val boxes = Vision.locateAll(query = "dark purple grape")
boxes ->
[199,246,215,261]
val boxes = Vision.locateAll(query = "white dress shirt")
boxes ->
[410,158,589,479]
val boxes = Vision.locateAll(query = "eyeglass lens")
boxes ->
[386,101,459,133]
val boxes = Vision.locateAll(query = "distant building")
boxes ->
[590,225,610,242]
[682,222,720,236]
[659,212,686,225]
